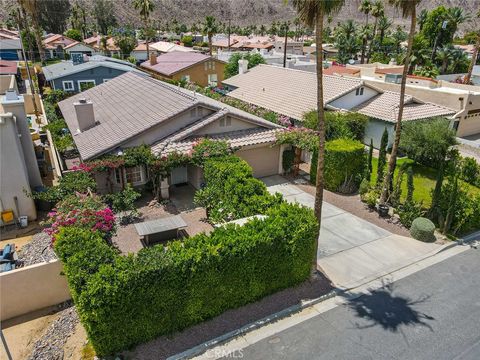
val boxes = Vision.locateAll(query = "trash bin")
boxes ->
[19,216,28,228]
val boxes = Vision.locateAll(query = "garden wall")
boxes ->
[0,260,71,321]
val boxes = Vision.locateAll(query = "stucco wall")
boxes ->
[171,60,225,87]
[0,260,71,321]
[329,86,378,110]
[236,144,281,178]
[194,116,258,135]
[364,119,395,149]
[52,66,133,92]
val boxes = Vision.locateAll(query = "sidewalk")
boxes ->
[262,175,447,290]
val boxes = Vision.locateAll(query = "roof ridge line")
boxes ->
[136,73,197,101]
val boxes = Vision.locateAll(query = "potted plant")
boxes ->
[378,203,390,217]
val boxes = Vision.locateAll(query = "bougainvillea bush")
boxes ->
[43,194,116,243]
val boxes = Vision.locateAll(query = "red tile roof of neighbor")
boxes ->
[0,60,17,75]
[323,65,360,76]
[140,51,216,76]
[374,67,404,75]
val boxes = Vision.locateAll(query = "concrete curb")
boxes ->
[166,289,339,360]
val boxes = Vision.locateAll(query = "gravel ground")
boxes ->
[27,302,79,360]
[17,231,57,267]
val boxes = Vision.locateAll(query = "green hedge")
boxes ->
[310,139,366,193]
[194,156,283,223]
[55,202,318,355]
[410,217,436,242]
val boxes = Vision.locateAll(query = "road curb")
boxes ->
[167,289,340,360]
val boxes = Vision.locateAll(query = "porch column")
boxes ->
[160,178,169,199]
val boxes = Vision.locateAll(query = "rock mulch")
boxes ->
[27,302,79,360]
[17,231,57,267]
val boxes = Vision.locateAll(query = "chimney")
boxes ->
[238,59,249,75]
[73,99,96,132]
[150,53,157,65]
[5,89,19,101]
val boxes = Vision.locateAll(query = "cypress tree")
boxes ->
[376,128,388,187]
[406,166,414,203]
[367,138,374,180]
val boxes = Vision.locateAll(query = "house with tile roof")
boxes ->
[64,41,98,57]
[140,52,226,87]
[83,36,122,57]
[149,41,196,54]
[42,34,78,59]
[222,64,457,148]
[42,55,140,93]
[57,72,283,193]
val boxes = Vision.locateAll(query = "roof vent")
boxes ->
[73,99,96,132]
[150,53,157,65]
[238,59,249,75]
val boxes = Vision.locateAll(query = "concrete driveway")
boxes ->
[262,175,444,290]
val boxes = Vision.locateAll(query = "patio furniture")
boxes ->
[134,215,187,246]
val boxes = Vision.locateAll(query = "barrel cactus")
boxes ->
[410,217,436,243]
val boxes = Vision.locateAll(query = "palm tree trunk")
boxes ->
[208,34,213,55]
[313,8,326,274]
[380,7,417,204]
[145,20,150,60]
[464,35,480,84]
[361,36,367,64]
[366,18,378,63]
[283,27,288,67]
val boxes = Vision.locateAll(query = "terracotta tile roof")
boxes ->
[149,41,196,53]
[0,59,18,75]
[350,91,455,122]
[83,36,120,51]
[43,34,77,50]
[374,67,404,75]
[323,65,360,76]
[140,51,214,76]
[222,64,364,120]
[159,128,280,156]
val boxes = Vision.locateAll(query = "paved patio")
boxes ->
[262,175,445,290]
[112,185,212,254]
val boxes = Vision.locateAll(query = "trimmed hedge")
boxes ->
[410,217,436,242]
[55,202,318,355]
[310,139,366,193]
[194,156,283,223]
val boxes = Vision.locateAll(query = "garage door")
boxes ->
[0,50,19,60]
[236,145,280,178]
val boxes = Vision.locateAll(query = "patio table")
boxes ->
[134,215,187,245]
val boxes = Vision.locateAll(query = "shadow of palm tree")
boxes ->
[342,280,435,334]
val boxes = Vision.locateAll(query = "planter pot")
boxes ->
[378,204,390,218]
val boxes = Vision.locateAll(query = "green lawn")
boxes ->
[370,157,480,207]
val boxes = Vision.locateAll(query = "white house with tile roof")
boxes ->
[222,65,457,148]
[58,72,284,193]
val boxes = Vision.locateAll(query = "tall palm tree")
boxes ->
[203,16,218,55]
[447,7,471,40]
[463,9,479,84]
[377,15,392,46]
[359,0,372,27]
[359,24,372,63]
[366,0,384,63]
[133,0,155,60]
[380,0,422,205]
[18,0,45,62]
[291,0,345,275]
[436,45,454,74]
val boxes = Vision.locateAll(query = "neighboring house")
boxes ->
[140,52,225,87]
[130,42,156,62]
[42,55,140,92]
[64,42,98,57]
[0,36,23,60]
[149,41,196,54]
[43,34,77,59]
[83,35,121,57]
[57,72,283,193]
[0,60,18,76]
[274,40,303,55]
[323,65,360,77]
[1,89,43,221]
[222,64,456,148]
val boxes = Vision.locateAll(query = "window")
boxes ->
[208,73,218,86]
[220,116,231,127]
[204,62,208,71]
[125,166,143,184]
[355,87,364,96]
[115,168,122,184]
[62,81,74,91]
[182,75,190,82]
[78,80,96,91]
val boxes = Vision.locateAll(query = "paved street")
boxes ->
[262,175,445,289]
[231,249,480,360]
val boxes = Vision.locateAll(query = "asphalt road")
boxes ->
[237,249,480,360]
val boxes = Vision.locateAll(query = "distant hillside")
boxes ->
[1,0,478,32]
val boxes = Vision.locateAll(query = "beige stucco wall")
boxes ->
[172,59,225,87]
[23,94,43,115]
[194,116,258,135]
[0,75,17,95]
[236,144,281,178]
[0,260,71,321]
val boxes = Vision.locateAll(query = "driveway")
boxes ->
[262,175,444,290]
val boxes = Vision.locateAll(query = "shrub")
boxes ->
[396,201,424,228]
[32,170,96,203]
[55,202,318,356]
[376,127,389,186]
[359,178,370,196]
[410,217,436,242]
[194,156,282,223]
[282,149,295,173]
[460,157,479,186]
[361,189,379,208]
[303,110,368,141]
[64,28,82,41]
[103,184,141,214]
[323,139,366,193]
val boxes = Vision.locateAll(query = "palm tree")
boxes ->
[463,9,480,84]
[447,7,471,40]
[436,45,454,74]
[380,0,422,205]
[359,24,372,63]
[366,0,384,63]
[18,0,45,62]
[133,0,155,60]
[203,16,218,55]
[291,0,345,275]
[359,0,372,27]
[377,15,392,46]
[259,24,267,36]
[418,9,428,31]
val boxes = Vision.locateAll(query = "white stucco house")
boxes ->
[222,65,457,148]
